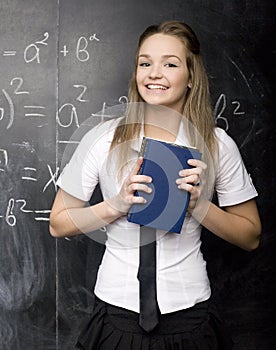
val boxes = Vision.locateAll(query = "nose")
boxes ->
[149,64,163,79]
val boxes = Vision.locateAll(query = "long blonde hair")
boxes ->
[110,20,217,176]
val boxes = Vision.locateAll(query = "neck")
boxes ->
[144,104,181,142]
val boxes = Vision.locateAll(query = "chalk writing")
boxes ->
[1,89,14,129]
[232,101,245,115]
[56,85,125,132]
[60,45,69,57]
[226,55,253,95]
[10,77,29,95]
[118,96,128,104]
[1,198,51,226]
[24,32,49,64]
[89,34,100,42]
[73,84,88,102]
[91,102,107,122]
[0,77,48,129]
[240,119,256,149]
[58,140,79,144]
[24,105,46,118]
[2,32,100,64]
[0,103,3,121]
[42,164,59,193]
[214,93,228,130]
[12,142,35,153]
[22,167,37,182]
[90,97,128,121]
[56,103,79,128]
[34,209,52,221]
[76,35,100,62]
[3,50,17,57]
[5,199,16,227]
[76,36,90,62]
[0,149,8,172]
[213,93,245,131]
[16,199,34,213]
[0,4,271,350]
[0,31,250,235]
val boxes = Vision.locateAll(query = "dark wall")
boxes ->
[0,0,275,349]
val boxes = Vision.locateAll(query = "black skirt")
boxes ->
[76,297,233,350]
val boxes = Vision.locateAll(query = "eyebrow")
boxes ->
[138,54,182,61]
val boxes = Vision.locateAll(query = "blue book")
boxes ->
[127,137,202,233]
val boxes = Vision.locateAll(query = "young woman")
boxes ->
[50,21,261,349]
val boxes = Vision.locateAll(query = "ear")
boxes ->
[188,82,192,88]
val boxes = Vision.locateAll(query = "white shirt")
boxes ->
[57,116,258,314]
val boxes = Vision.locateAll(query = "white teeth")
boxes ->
[147,84,167,90]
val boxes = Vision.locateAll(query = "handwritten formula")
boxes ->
[3,32,100,63]
[0,27,254,230]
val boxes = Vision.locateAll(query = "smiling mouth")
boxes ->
[146,84,168,90]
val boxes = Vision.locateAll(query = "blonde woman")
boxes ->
[50,21,261,349]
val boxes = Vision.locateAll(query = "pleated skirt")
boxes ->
[76,297,233,350]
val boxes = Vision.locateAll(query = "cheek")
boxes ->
[136,70,145,85]
[174,71,188,84]
[174,75,189,94]
[136,72,146,94]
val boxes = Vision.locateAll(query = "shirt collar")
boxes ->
[131,117,193,153]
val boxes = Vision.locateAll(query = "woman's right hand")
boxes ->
[108,157,152,215]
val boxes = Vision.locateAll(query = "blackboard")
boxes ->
[0,0,275,349]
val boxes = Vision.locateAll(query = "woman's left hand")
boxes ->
[175,159,207,212]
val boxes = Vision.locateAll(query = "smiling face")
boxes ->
[136,33,191,113]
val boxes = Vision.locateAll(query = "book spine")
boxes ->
[137,137,148,175]
[139,137,147,157]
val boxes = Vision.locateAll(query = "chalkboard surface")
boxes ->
[0,0,275,349]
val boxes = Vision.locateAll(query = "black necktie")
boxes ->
[137,225,159,332]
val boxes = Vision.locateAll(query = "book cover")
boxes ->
[127,137,202,233]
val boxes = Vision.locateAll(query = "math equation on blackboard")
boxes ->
[0,30,251,229]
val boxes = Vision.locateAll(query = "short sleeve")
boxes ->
[215,128,258,207]
[56,128,101,201]
[56,118,119,201]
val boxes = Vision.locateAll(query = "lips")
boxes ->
[146,84,168,90]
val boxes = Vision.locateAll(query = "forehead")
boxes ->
[139,33,186,56]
